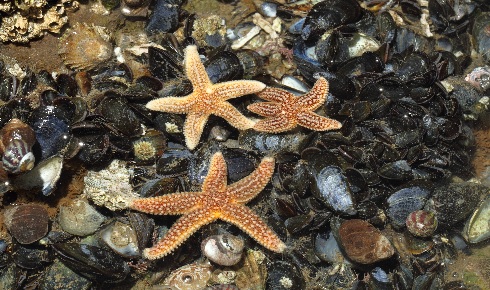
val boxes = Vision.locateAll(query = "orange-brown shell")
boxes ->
[338,219,395,264]
[59,22,113,71]
[0,118,36,155]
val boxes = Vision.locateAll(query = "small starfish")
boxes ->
[146,45,266,150]
[129,152,286,259]
[247,77,342,133]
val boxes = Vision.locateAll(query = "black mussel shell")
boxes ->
[301,0,361,41]
[52,243,130,283]
[146,0,183,35]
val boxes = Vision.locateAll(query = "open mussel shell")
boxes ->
[12,155,63,196]
[52,243,130,283]
[463,193,490,243]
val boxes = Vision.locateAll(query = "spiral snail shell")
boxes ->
[0,118,36,174]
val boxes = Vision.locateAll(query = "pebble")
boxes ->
[58,199,106,236]
[338,219,394,264]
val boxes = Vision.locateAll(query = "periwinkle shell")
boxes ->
[406,210,438,238]
[338,219,394,264]
[2,139,35,174]
[0,118,36,173]
[4,204,49,244]
[201,234,244,266]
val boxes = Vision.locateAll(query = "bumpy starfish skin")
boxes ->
[129,152,286,259]
[146,45,266,149]
[247,77,342,133]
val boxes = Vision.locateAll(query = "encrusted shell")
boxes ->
[201,234,245,266]
[59,23,113,71]
[338,219,394,264]
[161,261,213,290]
[405,210,438,238]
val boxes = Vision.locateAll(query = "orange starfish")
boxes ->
[247,77,342,133]
[146,45,266,150]
[129,152,286,259]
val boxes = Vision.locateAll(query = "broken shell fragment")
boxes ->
[59,23,113,71]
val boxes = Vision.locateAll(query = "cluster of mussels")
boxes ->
[0,0,490,289]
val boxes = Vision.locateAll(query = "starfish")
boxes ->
[146,45,266,150]
[247,77,342,133]
[129,152,286,259]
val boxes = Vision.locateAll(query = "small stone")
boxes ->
[58,199,106,236]
[338,219,394,264]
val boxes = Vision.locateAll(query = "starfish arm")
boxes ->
[296,77,329,111]
[247,102,282,117]
[214,102,255,130]
[219,204,286,253]
[143,208,217,259]
[253,116,297,133]
[202,152,228,192]
[184,112,210,150]
[229,156,275,203]
[297,111,342,131]
[146,96,195,114]
[213,80,266,100]
[257,87,294,103]
[184,45,212,92]
[129,192,202,215]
